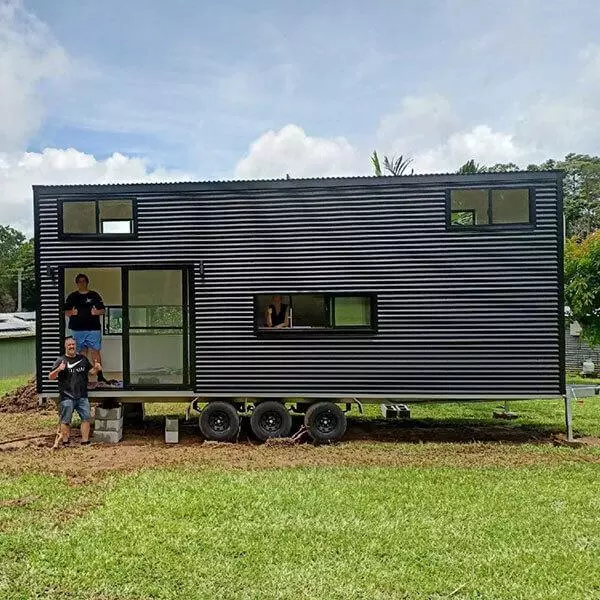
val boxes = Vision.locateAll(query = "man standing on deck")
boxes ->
[64,273,109,384]
[49,336,102,446]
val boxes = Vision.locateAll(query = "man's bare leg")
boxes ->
[80,420,90,443]
[90,348,108,383]
[52,422,71,449]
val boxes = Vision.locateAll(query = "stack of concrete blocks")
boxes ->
[94,404,124,443]
[165,417,179,444]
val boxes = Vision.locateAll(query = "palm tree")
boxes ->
[371,151,414,176]
[457,159,487,174]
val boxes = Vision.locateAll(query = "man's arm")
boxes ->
[49,359,66,380]
[275,307,290,329]
[90,292,105,317]
[64,293,77,318]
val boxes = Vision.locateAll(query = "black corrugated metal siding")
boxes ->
[35,173,564,398]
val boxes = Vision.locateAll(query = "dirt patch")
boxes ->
[0,378,40,413]
[0,415,599,484]
[0,495,38,508]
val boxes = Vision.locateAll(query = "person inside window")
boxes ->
[265,295,290,328]
[64,273,109,384]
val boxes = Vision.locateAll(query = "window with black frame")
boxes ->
[449,188,532,228]
[61,199,135,237]
[255,294,375,333]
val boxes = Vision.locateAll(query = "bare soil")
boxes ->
[0,378,40,413]
[0,411,599,485]
[1,381,599,483]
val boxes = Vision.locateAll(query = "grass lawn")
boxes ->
[2,376,600,598]
[1,467,599,599]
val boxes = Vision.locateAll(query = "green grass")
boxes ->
[0,374,31,396]
[1,467,599,599]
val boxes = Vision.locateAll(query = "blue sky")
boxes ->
[1,0,599,230]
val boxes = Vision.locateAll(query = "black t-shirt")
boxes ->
[269,304,288,326]
[53,354,92,400]
[64,291,105,331]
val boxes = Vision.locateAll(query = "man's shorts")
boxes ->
[59,396,91,424]
[72,330,101,351]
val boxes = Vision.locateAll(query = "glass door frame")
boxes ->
[122,265,193,391]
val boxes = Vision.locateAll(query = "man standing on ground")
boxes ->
[49,336,102,446]
[64,273,109,384]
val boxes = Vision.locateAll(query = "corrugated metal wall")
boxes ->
[0,336,35,379]
[35,174,563,398]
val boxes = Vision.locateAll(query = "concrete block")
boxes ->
[95,418,124,432]
[93,429,123,443]
[165,417,179,431]
[165,431,179,444]
[96,406,123,420]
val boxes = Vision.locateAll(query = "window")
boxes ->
[61,199,135,237]
[103,306,123,335]
[449,188,532,228]
[255,294,376,334]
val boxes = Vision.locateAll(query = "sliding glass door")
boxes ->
[125,269,189,387]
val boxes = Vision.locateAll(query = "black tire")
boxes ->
[199,401,240,442]
[250,401,292,441]
[304,402,347,443]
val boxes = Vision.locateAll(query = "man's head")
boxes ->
[64,336,76,356]
[272,295,282,305]
[75,273,89,292]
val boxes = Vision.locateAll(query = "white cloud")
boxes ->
[0,148,190,234]
[413,126,530,173]
[234,124,366,180]
[0,0,69,153]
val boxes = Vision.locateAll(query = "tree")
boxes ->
[565,231,600,346]
[457,159,487,174]
[0,225,26,311]
[371,151,414,176]
[559,154,600,238]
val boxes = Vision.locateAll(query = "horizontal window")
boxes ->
[61,199,135,237]
[449,188,532,228]
[255,294,376,333]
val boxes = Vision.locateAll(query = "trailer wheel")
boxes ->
[199,401,240,442]
[250,401,292,441]
[304,402,347,443]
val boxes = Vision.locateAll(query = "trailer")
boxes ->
[33,171,566,442]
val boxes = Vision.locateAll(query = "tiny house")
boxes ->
[34,171,565,441]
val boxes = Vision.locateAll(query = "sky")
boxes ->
[1,0,599,233]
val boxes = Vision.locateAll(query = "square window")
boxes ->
[450,190,488,225]
[491,189,530,224]
[333,296,371,326]
[62,201,96,234]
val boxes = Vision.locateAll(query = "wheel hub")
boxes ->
[260,411,283,433]
[315,411,337,434]
[208,411,230,432]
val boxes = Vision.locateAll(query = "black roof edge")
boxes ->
[32,170,564,196]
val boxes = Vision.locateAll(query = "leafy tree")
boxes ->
[558,154,600,238]
[371,151,413,176]
[487,162,520,173]
[565,231,600,345]
[0,225,26,311]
